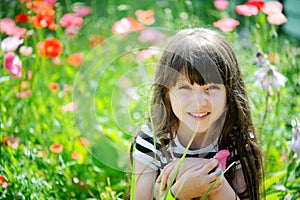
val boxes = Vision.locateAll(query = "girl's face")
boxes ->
[169,75,226,136]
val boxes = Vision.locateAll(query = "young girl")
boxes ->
[131,28,264,200]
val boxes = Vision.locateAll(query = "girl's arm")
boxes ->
[134,160,157,200]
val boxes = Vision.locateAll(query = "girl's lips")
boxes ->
[188,112,210,119]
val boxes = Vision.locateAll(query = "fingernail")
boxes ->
[217,169,222,176]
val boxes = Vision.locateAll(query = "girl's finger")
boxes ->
[157,159,177,186]
[203,158,219,174]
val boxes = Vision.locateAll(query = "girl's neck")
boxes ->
[176,124,221,150]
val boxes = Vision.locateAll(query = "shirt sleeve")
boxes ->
[132,123,163,170]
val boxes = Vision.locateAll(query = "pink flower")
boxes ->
[213,18,240,32]
[45,0,56,6]
[1,36,24,53]
[74,6,92,17]
[20,46,33,56]
[0,18,26,38]
[262,1,283,15]
[236,4,259,16]
[138,49,153,61]
[71,152,81,160]
[0,18,15,32]
[4,52,22,78]
[267,12,287,25]
[135,9,155,25]
[112,17,144,34]
[4,135,20,149]
[214,0,229,10]
[65,26,79,38]
[62,102,76,113]
[16,90,32,98]
[60,13,83,28]
[214,149,230,171]
[138,29,165,44]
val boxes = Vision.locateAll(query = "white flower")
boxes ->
[254,65,287,92]
[1,36,23,53]
[290,118,300,157]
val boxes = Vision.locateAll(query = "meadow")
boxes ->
[0,0,299,199]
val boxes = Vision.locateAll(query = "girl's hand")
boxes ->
[162,158,223,199]
[156,157,209,191]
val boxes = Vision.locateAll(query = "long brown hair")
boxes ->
[150,28,264,199]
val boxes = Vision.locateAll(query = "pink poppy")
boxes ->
[112,17,144,34]
[60,13,83,28]
[262,1,283,15]
[138,49,153,61]
[214,0,229,10]
[214,149,230,171]
[0,18,26,37]
[0,175,9,188]
[45,0,56,6]
[0,18,15,33]
[138,28,165,44]
[71,152,81,160]
[20,46,33,56]
[213,18,240,32]
[65,26,79,38]
[75,6,92,17]
[135,9,155,25]
[4,52,22,78]
[16,90,32,98]
[62,102,76,113]
[4,135,20,149]
[267,12,287,25]
[1,36,24,53]
[236,4,259,16]
[49,144,63,154]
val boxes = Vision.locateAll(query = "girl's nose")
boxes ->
[191,91,209,106]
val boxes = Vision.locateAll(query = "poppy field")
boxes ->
[0,0,300,199]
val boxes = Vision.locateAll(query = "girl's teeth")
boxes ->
[190,112,208,117]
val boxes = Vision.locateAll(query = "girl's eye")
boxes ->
[179,85,191,90]
[206,85,220,90]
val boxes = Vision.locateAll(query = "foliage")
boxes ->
[0,0,299,199]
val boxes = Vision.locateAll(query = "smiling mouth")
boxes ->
[188,112,210,118]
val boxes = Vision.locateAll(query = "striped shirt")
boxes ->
[132,123,241,172]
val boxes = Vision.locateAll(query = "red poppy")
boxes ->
[49,82,59,91]
[49,143,63,154]
[37,37,63,58]
[67,52,83,67]
[27,1,57,30]
[0,176,5,184]
[15,13,29,24]
[245,0,265,10]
